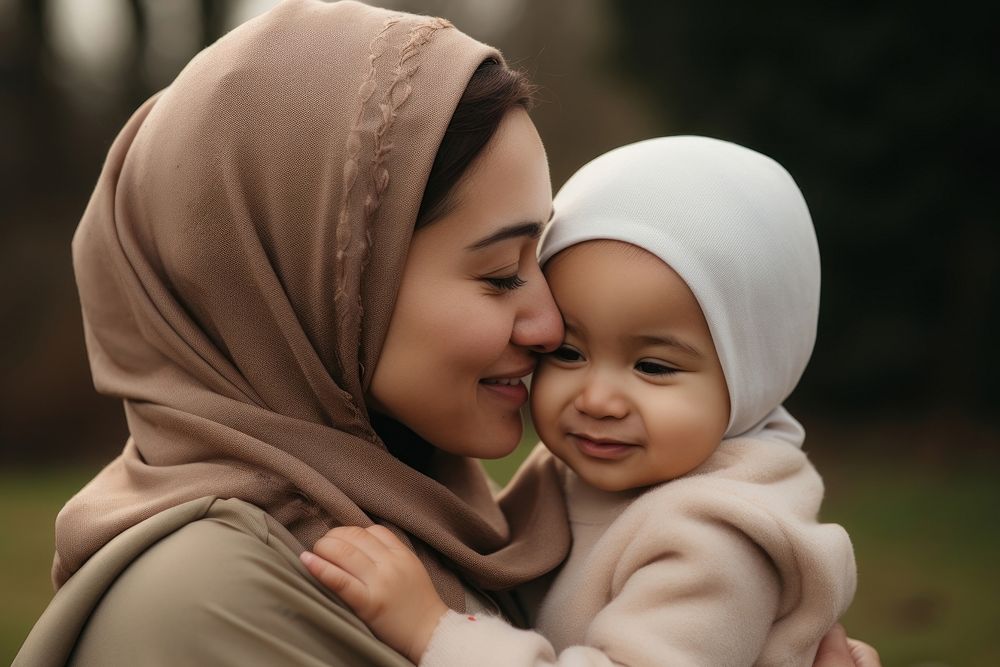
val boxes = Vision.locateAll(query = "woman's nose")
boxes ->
[573,372,629,420]
[511,273,564,353]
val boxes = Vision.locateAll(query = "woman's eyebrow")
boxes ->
[466,221,544,250]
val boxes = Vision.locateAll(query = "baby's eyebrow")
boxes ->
[633,334,702,358]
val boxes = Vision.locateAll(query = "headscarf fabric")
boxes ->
[58,0,569,609]
[539,136,821,444]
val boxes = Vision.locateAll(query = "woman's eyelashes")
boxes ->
[483,273,526,291]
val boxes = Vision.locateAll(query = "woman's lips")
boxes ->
[479,378,529,406]
[569,434,639,460]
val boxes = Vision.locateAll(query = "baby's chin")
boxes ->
[544,445,648,494]
[578,470,656,494]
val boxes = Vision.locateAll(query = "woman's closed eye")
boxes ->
[483,274,526,291]
[635,359,679,376]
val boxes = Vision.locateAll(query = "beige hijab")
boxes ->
[57,0,569,610]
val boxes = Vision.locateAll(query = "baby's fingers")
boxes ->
[365,524,409,551]
[324,526,395,563]
[300,552,370,614]
[847,638,881,667]
[312,533,378,582]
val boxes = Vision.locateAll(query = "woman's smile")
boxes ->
[479,378,530,405]
[480,367,534,405]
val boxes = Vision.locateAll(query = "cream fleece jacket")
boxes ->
[421,441,856,667]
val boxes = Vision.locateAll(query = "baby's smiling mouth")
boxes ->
[568,433,640,460]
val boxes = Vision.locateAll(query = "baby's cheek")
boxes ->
[528,362,564,436]
[648,398,722,472]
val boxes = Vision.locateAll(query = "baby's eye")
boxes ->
[550,345,584,363]
[635,360,678,376]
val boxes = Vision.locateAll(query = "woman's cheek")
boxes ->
[402,281,476,354]
[430,289,514,369]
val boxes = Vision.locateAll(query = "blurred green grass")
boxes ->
[5,438,998,665]
[1,464,102,664]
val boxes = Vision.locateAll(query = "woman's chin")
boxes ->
[445,413,523,460]
[486,409,526,458]
[477,434,522,460]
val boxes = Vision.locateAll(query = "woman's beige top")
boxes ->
[19,498,475,666]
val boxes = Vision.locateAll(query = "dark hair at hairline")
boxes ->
[415,58,536,228]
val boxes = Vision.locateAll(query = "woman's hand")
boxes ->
[301,525,449,664]
[813,624,881,667]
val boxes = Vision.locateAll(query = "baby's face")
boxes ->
[530,240,730,492]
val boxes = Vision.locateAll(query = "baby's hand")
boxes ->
[300,525,448,664]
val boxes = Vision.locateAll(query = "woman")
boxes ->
[16,1,876,665]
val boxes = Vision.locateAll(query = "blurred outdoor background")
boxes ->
[1,0,997,664]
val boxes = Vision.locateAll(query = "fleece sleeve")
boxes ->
[420,523,781,667]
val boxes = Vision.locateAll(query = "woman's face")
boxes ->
[368,108,562,458]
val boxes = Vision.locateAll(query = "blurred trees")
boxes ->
[1,0,237,462]
[609,1,998,421]
[1,0,996,464]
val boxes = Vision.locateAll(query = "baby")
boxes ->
[301,136,857,666]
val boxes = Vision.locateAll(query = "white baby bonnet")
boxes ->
[539,136,820,445]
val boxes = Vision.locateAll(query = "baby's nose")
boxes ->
[573,374,629,419]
